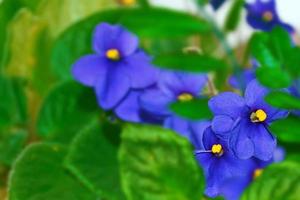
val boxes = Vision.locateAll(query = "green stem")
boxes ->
[195,3,245,88]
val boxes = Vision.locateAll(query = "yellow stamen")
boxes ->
[106,49,120,61]
[177,93,194,102]
[253,169,263,179]
[262,11,273,22]
[119,0,135,6]
[211,144,223,155]
[250,109,267,123]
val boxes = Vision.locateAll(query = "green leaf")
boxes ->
[8,143,97,200]
[249,32,279,68]
[169,98,212,120]
[265,91,300,110]
[268,26,292,63]
[65,121,125,200]
[0,130,27,166]
[0,76,27,129]
[0,0,23,69]
[153,54,225,72]
[51,8,211,79]
[35,0,116,38]
[36,81,99,144]
[4,9,47,78]
[242,162,300,200]
[119,124,205,200]
[285,47,300,78]
[270,116,300,143]
[224,0,244,32]
[256,67,291,89]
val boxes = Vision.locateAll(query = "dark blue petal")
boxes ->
[122,51,159,88]
[95,67,130,109]
[210,0,226,10]
[114,90,142,122]
[190,121,211,149]
[72,55,108,87]
[92,23,139,57]
[209,92,246,118]
[250,124,277,161]
[140,88,172,116]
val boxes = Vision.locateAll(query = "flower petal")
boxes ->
[208,92,246,118]
[245,80,269,108]
[72,55,108,87]
[140,89,172,116]
[190,121,211,149]
[164,116,190,139]
[212,115,234,139]
[95,67,130,110]
[251,124,277,161]
[158,72,207,97]
[92,23,138,57]
[123,51,159,88]
[230,120,255,159]
[114,90,142,122]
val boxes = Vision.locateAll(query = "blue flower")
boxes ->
[220,147,285,200]
[72,23,158,110]
[209,80,288,161]
[140,71,208,139]
[194,124,254,198]
[210,0,226,10]
[245,0,294,32]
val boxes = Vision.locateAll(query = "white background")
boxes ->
[149,0,300,45]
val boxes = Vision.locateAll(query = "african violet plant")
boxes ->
[1,0,300,200]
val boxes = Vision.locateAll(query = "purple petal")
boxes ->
[190,121,211,149]
[251,124,277,161]
[212,115,234,139]
[140,89,172,116]
[122,51,159,88]
[245,80,288,122]
[114,90,142,122]
[72,55,108,87]
[206,160,231,198]
[95,67,130,110]
[272,146,285,163]
[164,116,190,139]
[158,72,207,97]
[209,92,246,118]
[230,120,255,159]
[92,23,138,57]
[245,80,269,108]
[202,127,220,150]
[220,176,251,200]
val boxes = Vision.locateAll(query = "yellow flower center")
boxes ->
[262,11,273,22]
[177,93,194,102]
[253,168,263,179]
[250,109,267,123]
[211,144,223,155]
[119,0,135,6]
[106,49,120,61]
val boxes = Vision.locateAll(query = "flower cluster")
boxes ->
[72,18,292,199]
